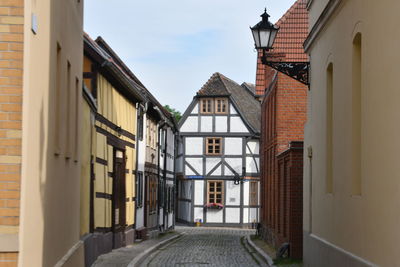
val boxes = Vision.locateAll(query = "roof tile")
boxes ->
[255,0,309,95]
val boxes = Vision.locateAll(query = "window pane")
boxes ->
[210,195,215,203]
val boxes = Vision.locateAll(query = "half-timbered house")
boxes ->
[81,34,144,265]
[135,93,177,239]
[176,73,261,227]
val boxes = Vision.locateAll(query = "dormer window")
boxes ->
[215,98,228,114]
[200,98,213,114]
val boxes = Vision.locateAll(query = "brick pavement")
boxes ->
[140,226,267,267]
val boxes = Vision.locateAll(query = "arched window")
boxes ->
[352,33,362,195]
[326,63,333,194]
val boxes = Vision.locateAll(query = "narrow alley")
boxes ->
[140,227,264,267]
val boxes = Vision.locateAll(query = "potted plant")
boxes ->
[204,203,224,210]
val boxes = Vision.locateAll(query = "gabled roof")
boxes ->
[197,73,261,134]
[255,0,309,95]
[84,33,177,129]
[272,0,308,62]
[241,82,256,96]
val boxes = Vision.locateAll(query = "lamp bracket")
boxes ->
[261,53,310,86]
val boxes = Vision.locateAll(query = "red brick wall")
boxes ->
[259,69,307,259]
[276,72,307,153]
[275,142,303,259]
[0,1,24,266]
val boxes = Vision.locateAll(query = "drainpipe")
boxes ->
[163,128,168,230]
[172,128,178,229]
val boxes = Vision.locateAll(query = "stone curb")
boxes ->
[246,236,275,267]
[127,232,184,267]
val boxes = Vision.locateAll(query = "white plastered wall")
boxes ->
[225,208,240,223]
[194,180,204,205]
[225,138,242,155]
[215,116,228,132]
[180,116,198,132]
[201,116,213,132]
[230,117,249,133]
[185,137,203,155]
[185,158,203,176]
[136,112,147,229]
[225,181,240,206]
[207,210,223,223]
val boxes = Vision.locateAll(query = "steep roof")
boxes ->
[272,0,308,62]
[197,73,261,134]
[84,33,177,128]
[255,0,308,95]
[241,82,256,96]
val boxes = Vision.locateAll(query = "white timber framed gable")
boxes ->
[177,73,261,227]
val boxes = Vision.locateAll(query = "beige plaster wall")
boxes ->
[307,0,330,27]
[304,0,400,266]
[19,0,84,266]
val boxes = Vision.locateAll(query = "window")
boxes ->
[160,130,165,151]
[169,187,174,212]
[249,181,258,206]
[326,63,333,194]
[206,137,222,155]
[215,98,228,114]
[138,109,144,141]
[54,43,61,155]
[207,180,223,204]
[200,98,213,114]
[65,61,71,159]
[74,78,79,162]
[136,172,143,208]
[352,33,362,195]
[146,119,150,146]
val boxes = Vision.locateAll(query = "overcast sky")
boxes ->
[84,0,295,112]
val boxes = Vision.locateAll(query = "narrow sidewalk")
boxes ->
[92,231,182,267]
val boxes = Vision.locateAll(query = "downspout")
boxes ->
[163,128,168,230]
[134,102,143,236]
[172,127,178,229]
[154,106,168,231]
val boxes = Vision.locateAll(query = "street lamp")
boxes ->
[250,9,279,52]
[250,9,310,86]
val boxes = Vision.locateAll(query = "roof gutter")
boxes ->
[103,61,145,103]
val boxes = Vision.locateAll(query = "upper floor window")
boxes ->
[138,109,144,141]
[206,137,222,155]
[200,98,213,114]
[215,98,228,114]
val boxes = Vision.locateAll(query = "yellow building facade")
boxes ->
[81,35,143,265]
[303,0,400,266]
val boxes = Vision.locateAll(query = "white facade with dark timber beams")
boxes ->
[176,73,261,227]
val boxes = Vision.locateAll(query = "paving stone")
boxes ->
[140,226,264,267]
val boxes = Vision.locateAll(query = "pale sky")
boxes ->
[84,0,296,112]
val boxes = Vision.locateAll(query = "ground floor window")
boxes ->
[207,180,224,204]
[136,172,143,208]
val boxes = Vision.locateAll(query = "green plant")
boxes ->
[164,105,182,122]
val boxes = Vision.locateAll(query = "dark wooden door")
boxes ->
[145,174,158,229]
[112,149,126,248]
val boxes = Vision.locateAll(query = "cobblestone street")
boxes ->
[139,226,267,267]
